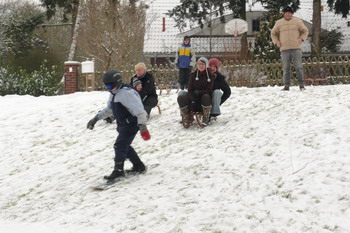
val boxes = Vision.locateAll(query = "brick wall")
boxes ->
[64,61,80,94]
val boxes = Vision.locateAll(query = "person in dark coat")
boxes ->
[86,70,150,183]
[208,58,231,118]
[177,57,214,127]
[130,62,158,116]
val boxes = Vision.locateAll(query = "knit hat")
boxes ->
[196,57,211,82]
[208,58,220,69]
[197,57,209,68]
[283,6,294,14]
[132,78,142,88]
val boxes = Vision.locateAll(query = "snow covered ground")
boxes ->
[1,85,350,233]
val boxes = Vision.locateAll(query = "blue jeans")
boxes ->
[281,49,304,86]
[211,90,222,115]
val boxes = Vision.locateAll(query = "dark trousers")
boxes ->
[143,96,158,115]
[178,68,191,90]
[177,93,211,112]
[114,128,142,165]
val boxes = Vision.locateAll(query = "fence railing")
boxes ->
[82,56,350,90]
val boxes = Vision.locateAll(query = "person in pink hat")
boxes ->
[208,58,231,120]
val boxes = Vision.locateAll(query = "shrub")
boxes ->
[0,60,62,96]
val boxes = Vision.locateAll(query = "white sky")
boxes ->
[1,85,350,232]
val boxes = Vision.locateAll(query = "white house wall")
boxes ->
[144,0,350,55]
[143,0,182,55]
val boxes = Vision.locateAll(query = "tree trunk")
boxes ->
[108,0,120,29]
[68,0,83,61]
[239,0,248,61]
[240,32,248,61]
[70,0,79,38]
[312,0,321,58]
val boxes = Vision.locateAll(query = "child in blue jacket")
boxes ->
[175,36,196,90]
[87,70,150,182]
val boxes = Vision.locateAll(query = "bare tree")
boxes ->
[68,0,82,61]
[78,0,149,77]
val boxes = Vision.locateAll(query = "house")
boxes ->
[143,0,350,65]
[176,11,313,57]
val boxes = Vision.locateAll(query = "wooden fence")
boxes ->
[84,56,350,91]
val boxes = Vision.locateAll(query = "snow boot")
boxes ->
[104,161,125,182]
[201,105,212,126]
[126,162,146,174]
[281,85,289,91]
[180,106,193,128]
[299,84,305,91]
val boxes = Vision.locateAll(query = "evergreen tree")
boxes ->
[320,29,344,52]
[40,0,79,23]
[167,0,224,31]
[251,11,281,61]
[0,2,62,72]
[327,0,350,18]
[258,0,300,12]
[2,4,45,58]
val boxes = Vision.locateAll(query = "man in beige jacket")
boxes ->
[271,6,308,91]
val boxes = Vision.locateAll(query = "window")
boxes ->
[252,19,260,32]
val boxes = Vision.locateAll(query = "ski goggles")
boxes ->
[104,83,115,90]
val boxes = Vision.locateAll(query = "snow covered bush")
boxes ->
[1,2,45,57]
[0,66,20,96]
[228,66,267,87]
[0,60,62,96]
[220,61,271,87]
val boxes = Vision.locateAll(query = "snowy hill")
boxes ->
[1,85,350,233]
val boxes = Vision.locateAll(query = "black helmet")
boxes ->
[283,6,294,14]
[184,35,191,41]
[103,70,122,90]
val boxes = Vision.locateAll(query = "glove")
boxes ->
[139,124,151,140]
[87,115,99,130]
